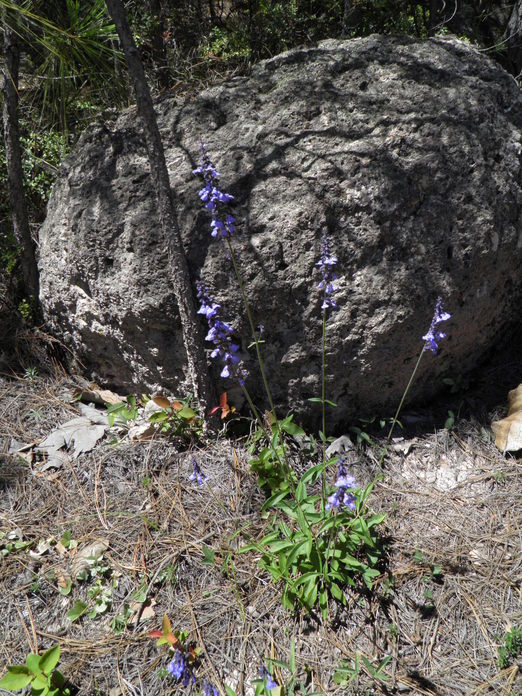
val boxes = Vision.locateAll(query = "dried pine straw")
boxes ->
[0,374,520,695]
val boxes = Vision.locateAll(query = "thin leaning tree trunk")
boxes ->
[104,0,214,420]
[1,10,39,302]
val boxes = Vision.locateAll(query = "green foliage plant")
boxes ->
[105,392,203,442]
[334,653,391,687]
[497,625,522,670]
[240,466,384,616]
[147,394,202,439]
[263,639,323,695]
[0,644,70,695]
[0,530,33,557]
[106,394,139,427]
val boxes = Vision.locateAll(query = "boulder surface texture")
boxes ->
[39,35,522,429]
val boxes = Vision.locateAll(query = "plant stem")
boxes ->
[226,238,276,416]
[381,347,426,465]
[321,307,327,503]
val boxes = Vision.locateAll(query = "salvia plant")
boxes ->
[0,644,70,696]
[382,296,451,457]
[193,145,390,617]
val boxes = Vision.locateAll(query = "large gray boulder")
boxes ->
[39,35,522,429]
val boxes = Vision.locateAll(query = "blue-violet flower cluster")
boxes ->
[326,458,357,512]
[193,144,236,240]
[259,665,277,690]
[189,457,207,486]
[203,681,219,696]
[316,230,338,310]
[197,282,247,384]
[422,297,451,354]
[167,650,194,687]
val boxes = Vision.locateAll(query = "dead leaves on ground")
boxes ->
[491,384,522,453]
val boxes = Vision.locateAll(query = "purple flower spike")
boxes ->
[326,458,357,513]
[197,282,248,385]
[203,682,219,696]
[316,230,338,310]
[194,143,236,240]
[422,298,451,354]
[189,457,207,486]
[167,650,194,687]
[259,666,277,690]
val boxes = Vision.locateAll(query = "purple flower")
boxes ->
[259,666,277,690]
[193,143,236,240]
[316,230,338,310]
[167,650,194,686]
[197,282,248,385]
[203,682,219,696]
[189,457,207,486]
[422,298,451,354]
[326,458,357,512]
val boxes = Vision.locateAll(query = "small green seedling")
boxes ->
[334,653,391,687]
[0,644,70,695]
[106,394,139,428]
[147,394,202,438]
[0,530,33,557]
[497,625,522,669]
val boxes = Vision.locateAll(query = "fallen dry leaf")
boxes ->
[128,422,156,441]
[129,599,156,623]
[491,384,522,453]
[72,384,123,406]
[151,394,171,409]
[36,403,109,467]
[71,539,109,578]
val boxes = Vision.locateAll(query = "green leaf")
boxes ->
[300,463,325,485]
[261,489,290,512]
[285,540,309,567]
[324,399,337,407]
[148,411,169,423]
[0,666,32,690]
[363,567,380,589]
[307,397,323,403]
[31,671,50,690]
[67,600,88,622]
[295,479,307,503]
[280,416,305,437]
[177,406,196,420]
[106,401,125,414]
[329,581,344,602]
[281,586,294,610]
[293,571,320,588]
[445,410,455,429]
[366,513,386,528]
[266,540,295,553]
[302,578,318,608]
[25,653,41,674]
[202,545,215,565]
[131,583,148,602]
[58,579,72,596]
[339,553,365,570]
[50,670,65,688]
[319,587,328,616]
[225,687,237,696]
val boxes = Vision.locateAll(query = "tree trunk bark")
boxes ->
[148,0,169,89]
[104,0,215,421]
[1,10,40,302]
[503,0,522,80]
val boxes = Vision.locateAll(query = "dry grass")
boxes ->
[0,371,520,696]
